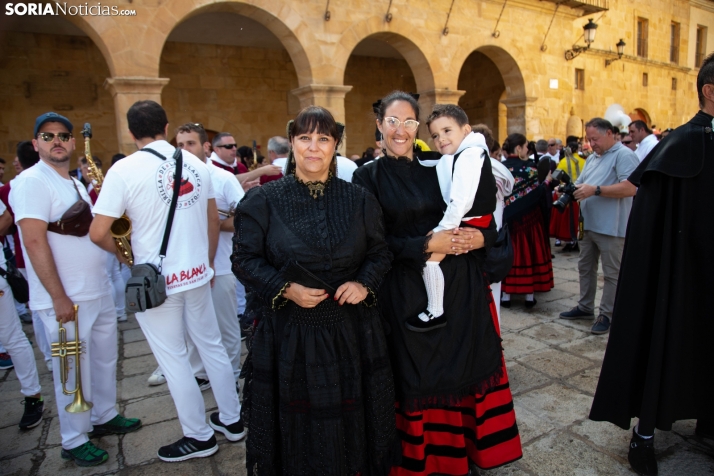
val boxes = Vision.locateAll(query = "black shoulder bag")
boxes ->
[125,147,183,313]
[483,224,513,284]
[0,239,29,304]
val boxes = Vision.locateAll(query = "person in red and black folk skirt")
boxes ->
[500,133,554,309]
[354,90,522,476]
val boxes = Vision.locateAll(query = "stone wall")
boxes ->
[344,55,417,156]
[0,32,118,181]
[160,41,300,153]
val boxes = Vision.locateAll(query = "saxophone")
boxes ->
[82,123,134,266]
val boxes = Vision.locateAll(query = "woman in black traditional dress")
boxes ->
[232,106,398,475]
[353,91,522,476]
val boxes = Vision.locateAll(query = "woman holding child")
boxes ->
[353,91,522,475]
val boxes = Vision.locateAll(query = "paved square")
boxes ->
[1,244,712,475]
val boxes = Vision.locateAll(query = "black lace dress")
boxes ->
[232,175,398,476]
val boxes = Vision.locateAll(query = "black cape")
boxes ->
[589,111,714,430]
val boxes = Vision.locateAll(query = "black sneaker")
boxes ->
[19,396,44,430]
[695,419,714,440]
[195,377,211,391]
[89,414,142,437]
[60,441,108,467]
[157,435,218,462]
[591,315,611,335]
[559,306,594,320]
[405,311,447,332]
[628,429,658,475]
[209,412,246,442]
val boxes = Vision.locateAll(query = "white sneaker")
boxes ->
[46,360,53,372]
[117,314,128,322]
[147,366,166,386]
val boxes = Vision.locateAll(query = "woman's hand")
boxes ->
[282,282,329,308]
[427,228,485,255]
[334,281,368,305]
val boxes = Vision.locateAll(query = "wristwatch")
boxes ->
[595,185,601,196]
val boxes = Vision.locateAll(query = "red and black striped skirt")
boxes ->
[502,206,554,295]
[390,297,522,475]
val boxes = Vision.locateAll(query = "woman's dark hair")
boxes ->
[527,141,536,156]
[127,100,168,140]
[502,133,527,155]
[374,91,421,122]
[286,106,343,176]
[426,104,469,128]
[471,124,494,151]
[490,140,501,155]
[288,106,343,146]
[363,147,375,160]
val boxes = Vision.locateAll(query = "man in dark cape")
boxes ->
[589,53,714,476]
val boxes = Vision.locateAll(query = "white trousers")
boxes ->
[137,283,240,441]
[491,281,502,326]
[235,280,246,315]
[18,268,51,362]
[106,252,130,317]
[37,294,118,449]
[188,274,241,381]
[0,271,41,396]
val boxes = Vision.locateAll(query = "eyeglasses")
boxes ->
[622,140,632,144]
[383,117,420,132]
[548,143,557,147]
[215,143,237,149]
[37,132,72,142]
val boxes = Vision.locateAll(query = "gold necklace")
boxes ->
[294,172,333,199]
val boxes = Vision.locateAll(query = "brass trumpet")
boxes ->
[50,305,93,413]
[81,123,134,266]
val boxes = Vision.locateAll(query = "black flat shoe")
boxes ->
[500,300,511,309]
[628,429,658,476]
[406,311,447,332]
[695,419,714,440]
[525,299,537,309]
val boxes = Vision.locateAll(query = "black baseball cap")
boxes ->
[34,112,73,136]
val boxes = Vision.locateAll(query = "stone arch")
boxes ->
[629,108,651,126]
[71,0,317,84]
[335,18,436,92]
[456,45,529,136]
[60,15,117,77]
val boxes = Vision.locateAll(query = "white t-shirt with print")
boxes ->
[92,140,216,296]
[0,200,7,268]
[9,160,111,310]
[209,162,244,276]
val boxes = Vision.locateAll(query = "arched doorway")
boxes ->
[160,9,301,155]
[457,46,527,143]
[343,34,423,157]
[0,15,118,180]
[629,108,651,126]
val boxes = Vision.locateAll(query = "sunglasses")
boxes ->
[37,132,72,142]
[622,140,632,144]
[383,117,420,132]
[215,143,237,149]
[548,143,557,147]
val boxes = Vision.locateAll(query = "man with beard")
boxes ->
[10,112,141,467]
[590,53,714,475]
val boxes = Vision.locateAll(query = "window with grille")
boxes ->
[575,69,585,90]
[637,18,649,58]
[696,26,707,68]
[670,22,680,64]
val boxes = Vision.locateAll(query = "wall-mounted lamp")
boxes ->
[565,19,598,61]
[605,39,627,66]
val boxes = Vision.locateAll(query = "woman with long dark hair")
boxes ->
[233,106,398,475]
[500,133,554,308]
[353,91,522,475]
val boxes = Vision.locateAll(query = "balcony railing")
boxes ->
[540,0,609,15]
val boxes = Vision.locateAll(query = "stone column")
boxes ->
[104,77,170,155]
[416,89,466,140]
[290,84,353,153]
[500,95,539,139]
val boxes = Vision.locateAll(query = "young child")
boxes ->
[406,104,497,332]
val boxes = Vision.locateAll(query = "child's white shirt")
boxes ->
[434,132,490,232]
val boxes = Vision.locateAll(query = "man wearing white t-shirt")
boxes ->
[89,101,243,462]
[11,112,141,468]
[175,123,244,393]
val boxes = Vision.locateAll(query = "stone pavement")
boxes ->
[1,244,713,475]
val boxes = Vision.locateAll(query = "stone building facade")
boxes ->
[0,0,712,180]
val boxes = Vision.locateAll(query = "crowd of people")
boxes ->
[0,53,712,476]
